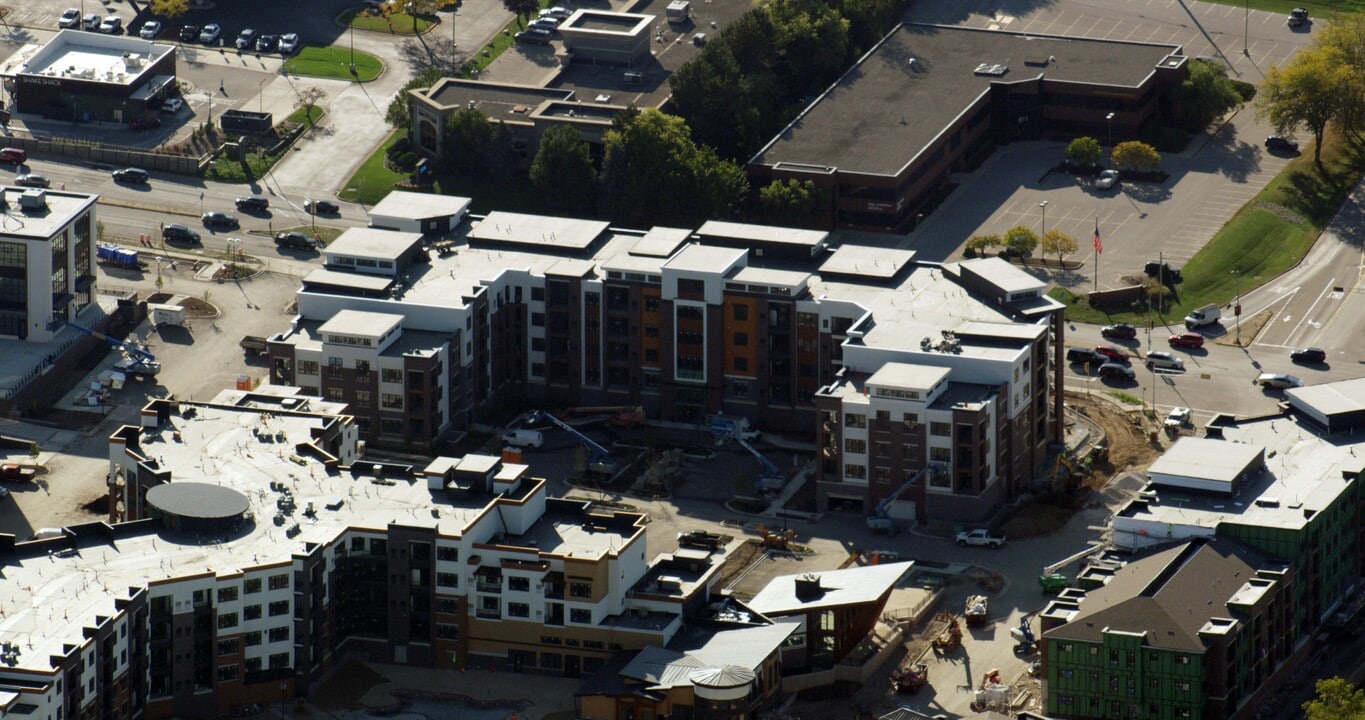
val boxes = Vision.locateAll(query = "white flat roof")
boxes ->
[0,188,98,239]
[819,245,915,279]
[664,245,745,274]
[20,30,175,88]
[1147,437,1262,486]
[303,267,393,292]
[368,191,471,222]
[1286,377,1365,418]
[867,362,950,391]
[317,309,402,338]
[468,211,609,252]
[631,227,691,257]
[958,257,1047,295]
[326,227,423,260]
[696,220,829,248]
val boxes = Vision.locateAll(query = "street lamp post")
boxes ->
[1244,0,1250,56]
[1231,270,1243,345]
[1038,201,1048,237]
[1105,112,1115,147]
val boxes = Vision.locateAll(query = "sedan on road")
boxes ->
[1290,347,1326,364]
[199,24,222,44]
[1145,351,1184,371]
[1099,363,1135,382]
[304,199,339,215]
[275,232,321,251]
[163,224,201,244]
[235,196,269,212]
[129,115,162,130]
[14,174,51,188]
[1169,332,1205,349]
[1094,344,1129,363]
[1101,323,1136,340]
[139,20,162,39]
[112,168,149,184]
[1257,373,1302,390]
[201,211,239,228]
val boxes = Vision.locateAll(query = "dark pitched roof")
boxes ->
[1044,538,1270,652]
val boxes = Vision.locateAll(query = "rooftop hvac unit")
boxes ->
[18,190,47,211]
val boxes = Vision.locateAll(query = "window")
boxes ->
[844,464,866,479]
[217,612,238,629]
[1177,710,1191,718]
[326,387,344,400]
[437,573,459,588]
[381,368,402,383]
[244,604,262,620]
[1059,695,1073,706]
[356,360,370,375]
[1059,643,1073,653]
[1175,654,1191,665]
[216,665,238,682]
[268,626,289,642]
[1127,651,1136,668]
[540,653,562,670]
[929,422,951,437]
[730,379,749,397]
[1110,650,1120,666]
[531,313,545,327]
[1176,681,1191,692]
[844,413,866,428]
[382,393,403,409]
[298,360,319,375]
[437,623,460,640]
[570,608,592,624]
[845,439,866,453]
[678,278,705,295]
[437,546,458,561]
[268,574,289,590]
[733,304,748,321]
[734,357,748,372]
[354,390,372,406]
[508,603,530,618]
[217,586,239,603]
[569,582,592,598]
[217,639,239,656]
[902,413,919,428]
[438,598,459,614]
[328,356,343,369]
[1126,678,1136,694]
[929,447,951,463]
[244,631,262,647]
[508,577,530,592]
[269,653,290,670]
[732,332,748,347]
[244,578,262,594]
[532,287,545,301]
[268,601,289,617]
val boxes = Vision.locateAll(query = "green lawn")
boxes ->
[338,130,409,205]
[1050,128,1365,325]
[1197,0,1365,14]
[281,46,383,81]
[467,23,519,75]
[284,105,325,126]
[341,8,436,34]
[205,108,326,183]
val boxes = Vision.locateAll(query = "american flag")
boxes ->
[1092,219,1102,254]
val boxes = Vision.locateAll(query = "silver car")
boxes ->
[1145,351,1184,371]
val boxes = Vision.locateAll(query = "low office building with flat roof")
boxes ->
[558,10,655,65]
[10,29,178,121]
[748,24,1188,231]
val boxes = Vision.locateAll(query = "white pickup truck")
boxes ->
[955,529,1006,548]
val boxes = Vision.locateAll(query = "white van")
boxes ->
[502,429,544,448]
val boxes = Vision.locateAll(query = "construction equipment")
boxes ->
[972,669,1009,713]
[66,322,160,379]
[240,336,269,356]
[891,662,929,694]
[1011,615,1036,654]
[932,615,962,653]
[528,410,618,475]
[867,466,938,535]
[756,524,795,549]
[1038,542,1106,595]
[95,243,145,270]
[709,414,759,442]
[735,436,785,493]
[964,594,989,626]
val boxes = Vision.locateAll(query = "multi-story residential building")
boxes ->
[268,211,1065,494]
[1040,538,1297,720]
[0,391,731,719]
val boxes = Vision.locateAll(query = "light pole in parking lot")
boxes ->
[1105,112,1114,148]
[1038,200,1048,237]
[1244,0,1250,56]
[1231,269,1243,345]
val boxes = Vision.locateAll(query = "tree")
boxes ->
[1066,137,1101,167]
[1256,45,1353,169]
[442,107,494,173]
[758,179,822,227]
[1304,678,1365,720]
[502,0,540,22]
[297,87,326,127]
[486,121,521,184]
[763,0,851,94]
[406,0,441,31]
[149,0,190,20]
[386,66,445,129]
[965,234,1001,257]
[1111,141,1161,172]
[1039,229,1078,266]
[1174,59,1242,131]
[531,125,596,210]
[1314,15,1365,137]
[599,108,749,227]
[398,37,467,77]
[1003,226,1038,257]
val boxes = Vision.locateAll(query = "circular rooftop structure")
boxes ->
[688,666,755,702]
[146,482,250,534]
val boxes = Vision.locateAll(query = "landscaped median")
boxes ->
[206,106,326,183]
[282,46,384,82]
[341,8,435,34]
[1048,127,1364,326]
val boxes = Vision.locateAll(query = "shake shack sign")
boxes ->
[21,76,63,87]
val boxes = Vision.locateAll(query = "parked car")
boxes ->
[139,20,162,39]
[1066,347,1103,365]
[1094,344,1129,363]
[304,199,339,215]
[1257,373,1302,389]
[275,232,320,251]
[58,8,81,28]
[1287,7,1308,26]
[529,18,560,31]
[160,98,184,114]
[515,28,552,44]
[178,24,200,42]
[1099,362,1136,381]
[1095,169,1120,190]
[540,6,572,19]
[256,34,279,52]
[162,224,201,243]
[1145,351,1185,371]
[278,33,300,54]
[1101,323,1136,340]
[199,23,222,44]
[1290,347,1326,364]
[112,167,149,184]
[201,211,239,228]
[1169,332,1205,349]
[235,28,257,50]
[1165,406,1191,428]
[129,115,162,130]
[955,529,1005,548]
[82,13,101,31]
[1265,135,1299,153]
[235,195,269,211]
[0,147,27,164]
[98,16,123,34]
[14,174,50,188]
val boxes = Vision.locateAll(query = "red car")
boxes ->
[130,115,162,130]
[1169,332,1205,349]
[1094,344,1129,363]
